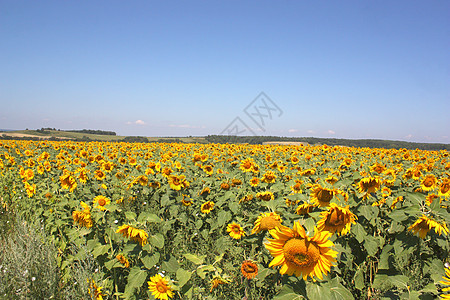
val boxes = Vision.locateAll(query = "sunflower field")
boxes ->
[0,140,449,299]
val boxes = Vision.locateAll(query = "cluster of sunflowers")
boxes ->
[0,139,449,299]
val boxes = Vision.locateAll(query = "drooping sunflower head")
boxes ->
[358,177,381,195]
[407,215,449,239]
[256,191,275,201]
[316,203,357,236]
[116,224,148,246]
[438,178,450,198]
[295,203,314,215]
[241,260,258,279]
[310,184,335,207]
[148,274,173,300]
[265,222,337,280]
[251,212,282,234]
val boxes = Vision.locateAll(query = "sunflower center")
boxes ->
[98,198,106,206]
[417,220,430,230]
[244,264,256,273]
[156,282,168,293]
[327,209,345,226]
[260,216,280,231]
[283,238,320,268]
[317,189,333,203]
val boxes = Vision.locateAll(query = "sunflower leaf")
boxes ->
[149,233,165,249]
[183,253,205,265]
[176,268,192,287]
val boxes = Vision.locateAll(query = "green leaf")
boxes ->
[137,212,161,223]
[364,236,379,256]
[92,243,110,258]
[176,268,192,287]
[353,267,365,290]
[352,223,366,243]
[125,211,137,221]
[149,233,165,249]
[141,253,160,269]
[217,210,232,227]
[306,282,332,299]
[162,256,180,273]
[105,258,121,270]
[124,267,148,297]
[228,201,240,215]
[273,285,305,300]
[388,210,408,222]
[378,245,393,270]
[183,253,205,265]
[330,278,355,300]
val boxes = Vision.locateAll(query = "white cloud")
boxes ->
[126,120,146,125]
[327,130,336,135]
[307,130,315,134]
[288,129,299,133]
[405,134,413,139]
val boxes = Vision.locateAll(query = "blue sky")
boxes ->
[1,1,449,143]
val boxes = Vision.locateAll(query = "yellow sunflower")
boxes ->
[227,222,245,239]
[421,174,437,191]
[201,201,215,214]
[116,254,130,268]
[148,274,173,300]
[241,260,258,279]
[265,221,337,280]
[438,178,450,198]
[93,195,111,211]
[440,265,450,299]
[249,177,260,187]
[408,215,449,238]
[251,212,282,234]
[358,176,381,196]
[60,173,77,192]
[296,203,314,215]
[261,171,277,183]
[168,174,189,191]
[256,191,275,201]
[116,224,148,246]
[316,203,357,236]
[310,184,335,207]
[88,279,105,300]
[72,201,93,228]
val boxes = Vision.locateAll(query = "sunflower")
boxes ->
[116,224,148,246]
[241,260,258,279]
[240,158,254,172]
[24,181,36,198]
[203,165,214,176]
[290,182,303,194]
[94,169,106,181]
[210,276,229,292]
[93,195,111,211]
[296,203,314,215]
[88,279,105,300]
[60,173,77,192]
[199,187,210,196]
[239,194,254,203]
[265,221,337,280]
[390,196,403,209]
[168,174,189,191]
[116,254,130,268]
[256,191,275,201]
[261,171,277,183]
[181,194,193,206]
[325,175,338,185]
[250,177,260,187]
[72,202,93,228]
[316,203,357,236]
[220,182,230,190]
[358,177,381,196]
[227,222,245,239]
[421,174,437,191]
[408,215,449,238]
[310,184,335,207]
[438,178,450,198]
[251,212,282,234]
[440,265,450,299]
[201,201,215,214]
[148,274,173,300]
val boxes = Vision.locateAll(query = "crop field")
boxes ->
[0,139,449,299]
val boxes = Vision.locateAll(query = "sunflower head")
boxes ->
[227,222,245,239]
[241,260,258,279]
[316,203,357,235]
[148,274,173,300]
[265,222,337,280]
[310,184,335,207]
[251,212,282,234]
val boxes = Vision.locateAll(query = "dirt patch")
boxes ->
[0,133,72,140]
[262,141,309,146]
